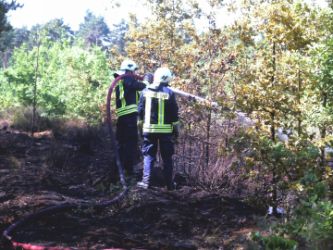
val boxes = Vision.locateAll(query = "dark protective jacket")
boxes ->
[115,75,146,117]
[138,85,179,134]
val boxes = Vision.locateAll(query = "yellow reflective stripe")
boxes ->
[143,124,173,133]
[161,100,165,124]
[116,104,137,117]
[144,124,172,129]
[117,109,137,117]
[143,128,173,133]
[158,98,163,124]
[143,90,171,133]
[119,81,126,108]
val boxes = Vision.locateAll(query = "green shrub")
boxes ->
[251,231,297,250]
[279,172,333,249]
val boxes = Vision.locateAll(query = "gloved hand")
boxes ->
[137,120,143,137]
[143,73,153,85]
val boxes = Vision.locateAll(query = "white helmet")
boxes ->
[153,67,172,84]
[120,59,138,72]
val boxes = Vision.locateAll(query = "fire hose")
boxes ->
[1,72,221,250]
[168,87,218,108]
[1,73,136,250]
[106,73,144,189]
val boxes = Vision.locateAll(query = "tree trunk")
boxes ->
[31,37,40,136]
[205,109,212,168]
[271,42,278,216]
[320,92,328,166]
[297,63,302,136]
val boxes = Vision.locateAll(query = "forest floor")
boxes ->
[0,123,267,250]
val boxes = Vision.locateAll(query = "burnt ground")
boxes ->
[0,125,265,250]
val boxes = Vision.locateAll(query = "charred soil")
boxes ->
[0,126,264,249]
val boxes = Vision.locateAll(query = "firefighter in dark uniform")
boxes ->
[114,59,147,176]
[137,67,179,190]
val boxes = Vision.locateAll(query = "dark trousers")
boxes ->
[116,114,138,175]
[141,133,174,188]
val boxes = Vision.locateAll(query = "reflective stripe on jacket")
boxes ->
[138,85,179,134]
[115,75,146,117]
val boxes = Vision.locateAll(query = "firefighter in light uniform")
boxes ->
[115,59,146,176]
[137,67,179,190]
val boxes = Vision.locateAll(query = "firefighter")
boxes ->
[137,67,179,190]
[114,59,147,176]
